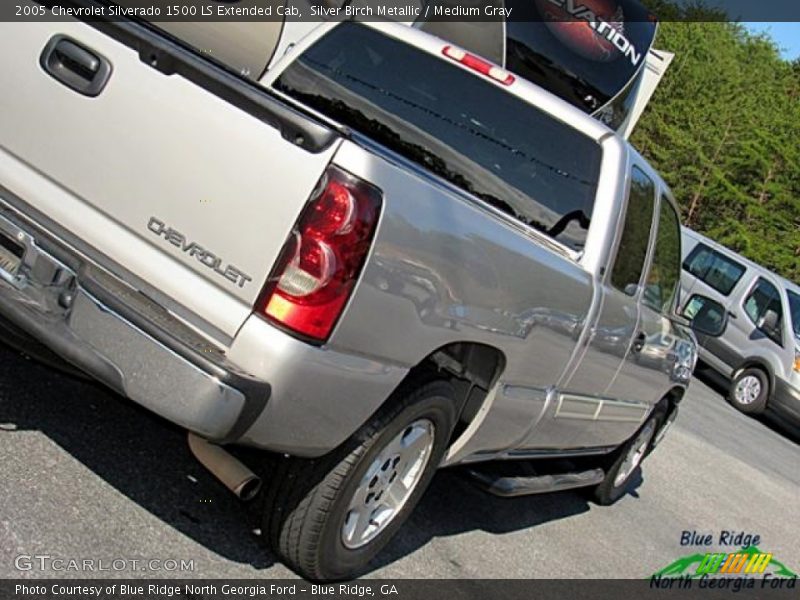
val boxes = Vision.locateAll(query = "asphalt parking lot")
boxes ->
[1,345,798,580]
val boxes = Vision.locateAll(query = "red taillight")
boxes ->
[442,45,515,86]
[259,166,382,342]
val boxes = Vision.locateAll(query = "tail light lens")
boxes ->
[258,166,382,342]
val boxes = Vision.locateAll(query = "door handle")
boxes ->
[40,35,112,97]
[632,332,646,353]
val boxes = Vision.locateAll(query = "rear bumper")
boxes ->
[771,378,800,422]
[0,210,269,442]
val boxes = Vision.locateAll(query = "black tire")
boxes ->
[592,409,665,506]
[729,368,769,415]
[261,380,457,581]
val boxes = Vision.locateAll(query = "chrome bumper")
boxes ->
[0,212,269,441]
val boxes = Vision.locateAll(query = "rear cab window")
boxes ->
[683,242,746,296]
[610,172,681,316]
[643,197,681,315]
[610,166,655,295]
[272,22,602,251]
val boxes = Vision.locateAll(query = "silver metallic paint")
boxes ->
[0,18,693,460]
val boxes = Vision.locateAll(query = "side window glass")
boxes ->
[744,278,783,344]
[643,198,682,314]
[744,293,760,322]
[683,245,713,278]
[683,242,745,296]
[611,167,655,295]
[704,257,745,295]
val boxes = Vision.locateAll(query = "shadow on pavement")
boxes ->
[0,345,273,570]
[369,466,639,573]
[0,344,637,577]
[761,413,800,445]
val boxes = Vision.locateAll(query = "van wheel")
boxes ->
[729,368,768,414]
[591,409,664,506]
[261,380,456,581]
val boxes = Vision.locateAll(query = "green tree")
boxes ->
[631,14,800,282]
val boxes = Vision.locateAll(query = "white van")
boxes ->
[681,228,800,422]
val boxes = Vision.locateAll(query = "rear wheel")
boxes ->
[592,409,664,506]
[261,380,456,581]
[729,368,768,414]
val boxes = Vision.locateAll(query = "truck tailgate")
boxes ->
[0,16,337,337]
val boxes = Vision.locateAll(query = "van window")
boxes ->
[744,278,784,344]
[643,198,682,314]
[610,167,655,295]
[683,242,746,296]
[273,22,602,250]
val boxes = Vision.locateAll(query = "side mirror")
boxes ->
[683,294,727,337]
[757,309,780,337]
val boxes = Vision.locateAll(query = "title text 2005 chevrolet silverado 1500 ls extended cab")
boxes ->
[0,9,697,579]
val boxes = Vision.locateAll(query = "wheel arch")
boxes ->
[659,386,685,416]
[393,341,506,443]
[647,386,685,452]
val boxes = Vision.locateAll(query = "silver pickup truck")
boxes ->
[0,10,696,580]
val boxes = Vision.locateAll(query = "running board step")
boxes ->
[467,467,605,497]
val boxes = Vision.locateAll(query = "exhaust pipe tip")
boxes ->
[234,475,263,502]
[188,432,262,502]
